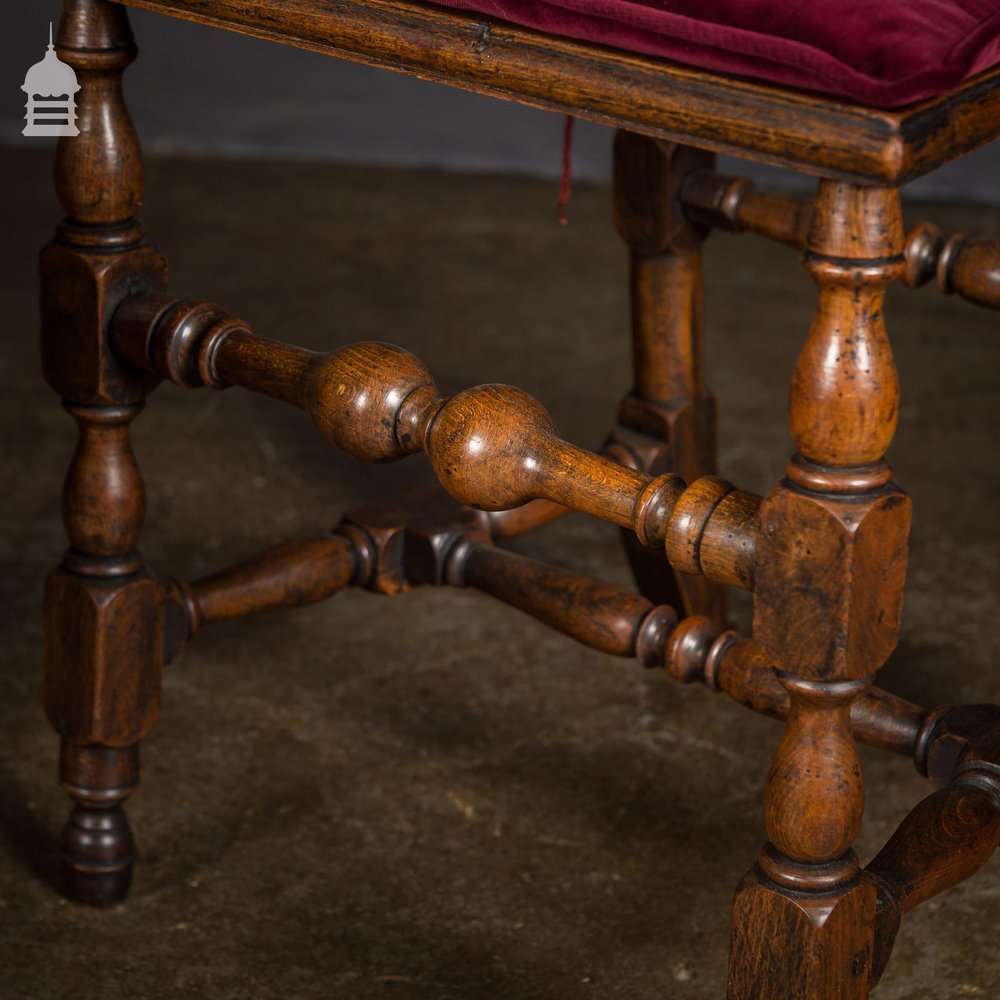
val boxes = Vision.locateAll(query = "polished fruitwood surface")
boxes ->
[683,169,1000,311]
[108,0,1000,184]
[42,0,169,906]
[112,302,763,591]
[728,182,911,999]
[869,784,1000,915]
[156,486,922,760]
[39,0,1000,997]
[164,535,361,656]
[904,224,1000,308]
[610,132,725,624]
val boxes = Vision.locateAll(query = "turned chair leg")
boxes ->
[727,182,910,998]
[611,131,725,625]
[41,0,169,904]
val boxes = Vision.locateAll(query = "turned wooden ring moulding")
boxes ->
[35,0,1000,996]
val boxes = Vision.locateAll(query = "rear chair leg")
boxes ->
[611,131,725,625]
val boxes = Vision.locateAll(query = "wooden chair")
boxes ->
[40,1,1000,995]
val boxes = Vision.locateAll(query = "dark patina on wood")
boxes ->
[38,0,1000,996]
[108,0,1000,183]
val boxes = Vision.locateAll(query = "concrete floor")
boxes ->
[1,147,998,999]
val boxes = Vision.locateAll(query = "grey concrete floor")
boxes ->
[1,147,998,999]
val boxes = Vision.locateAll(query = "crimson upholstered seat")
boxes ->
[437,0,1000,106]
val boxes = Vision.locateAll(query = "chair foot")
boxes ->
[727,852,879,1000]
[59,742,138,906]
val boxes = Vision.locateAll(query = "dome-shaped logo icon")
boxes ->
[22,24,80,137]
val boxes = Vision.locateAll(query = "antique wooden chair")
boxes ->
[41,0,1000,996]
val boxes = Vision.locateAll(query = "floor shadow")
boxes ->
[0,769,60,892]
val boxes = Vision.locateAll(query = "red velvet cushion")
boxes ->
[435,0,1000,107]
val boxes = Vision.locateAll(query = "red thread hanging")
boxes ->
[557,116,574,226]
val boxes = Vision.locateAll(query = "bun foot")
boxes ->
[59,742,139,906]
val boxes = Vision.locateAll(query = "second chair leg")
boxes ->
[611,131,725,625]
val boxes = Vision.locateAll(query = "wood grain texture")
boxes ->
[754,487,910,682]
[41,0,167,407]
[904,224,1000,309]
[44,558,164,746]
[109,0,1000,183]
[44,0,1000,976]
[56,0,142,227]
[162,535,361,664]
[754,184,910,683]
[763,675,868,864]
[681,169,813,248]
[729,866,881,1000]
[111,301,763,587]
[867,784,1000,918]
[917,704,1000,786]
[683,174,1000,313]
[612,133,726,625]
[716,640,924,758]
[456,542,666,658]
[862,713,1000,987]
[485,499,568,538]
[43,0,170,907]
[730,182,911,997]
[792,182,904,467]
[187,536,358,626]
[449,541,736,679]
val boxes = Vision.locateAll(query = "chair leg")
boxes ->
[611,131,725,624]
[727,181,910,998]
[41,0,169,905]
